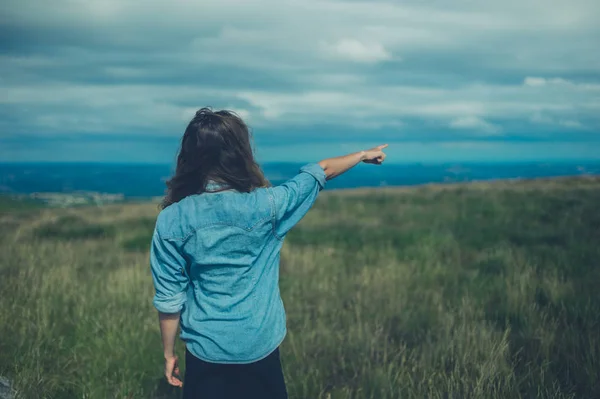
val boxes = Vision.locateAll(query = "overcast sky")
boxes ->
[1,0,599,163]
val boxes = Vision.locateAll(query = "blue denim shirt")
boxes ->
[150,163,326,363]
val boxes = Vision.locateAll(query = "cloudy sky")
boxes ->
[1,0,599,163]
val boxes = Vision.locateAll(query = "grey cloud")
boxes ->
[0,0,599,140]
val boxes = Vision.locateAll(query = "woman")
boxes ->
[150,107,388,399]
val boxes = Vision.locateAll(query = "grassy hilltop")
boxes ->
[1,177,599,399]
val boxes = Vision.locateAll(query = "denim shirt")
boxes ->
[150,163,327,363]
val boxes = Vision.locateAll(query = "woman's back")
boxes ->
[151,164,326,363]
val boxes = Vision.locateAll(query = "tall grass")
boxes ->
[1,177,599,398]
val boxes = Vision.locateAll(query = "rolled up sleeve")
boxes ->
[150,230,189,313]
[270,163,326,238]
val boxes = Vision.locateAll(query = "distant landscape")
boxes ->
[1,176,599,398]
[1,161,599,207]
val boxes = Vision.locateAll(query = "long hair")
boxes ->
[161,107,270,209]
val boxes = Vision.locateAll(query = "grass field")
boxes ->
[1,177,599,398]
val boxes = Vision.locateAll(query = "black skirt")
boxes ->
[182,347,288,399]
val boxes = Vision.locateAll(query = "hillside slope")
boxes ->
[1,176,599,398]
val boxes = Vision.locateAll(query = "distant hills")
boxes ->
[1,161,599,199]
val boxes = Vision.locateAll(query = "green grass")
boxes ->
[1,177,599,398]
[33,215,116,240]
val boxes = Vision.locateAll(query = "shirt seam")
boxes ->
[268,187,285,241]
[161,216,271,242]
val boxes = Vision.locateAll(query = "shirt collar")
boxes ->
[205,180,231,192]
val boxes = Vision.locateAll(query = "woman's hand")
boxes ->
[318,144,389,180]
[361,144,388,165]
[164,354,183,387]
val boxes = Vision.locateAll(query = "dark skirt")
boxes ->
[182,347,288,399]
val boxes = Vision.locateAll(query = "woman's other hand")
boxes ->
[361,144,388,165]
[164,354,183,387]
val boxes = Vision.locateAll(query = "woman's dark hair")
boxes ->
[161,107,270,209]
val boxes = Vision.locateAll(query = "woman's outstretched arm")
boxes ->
[317,144,388,180]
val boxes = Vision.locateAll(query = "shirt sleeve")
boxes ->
[149,229,189,314]
[270,163,327,238]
